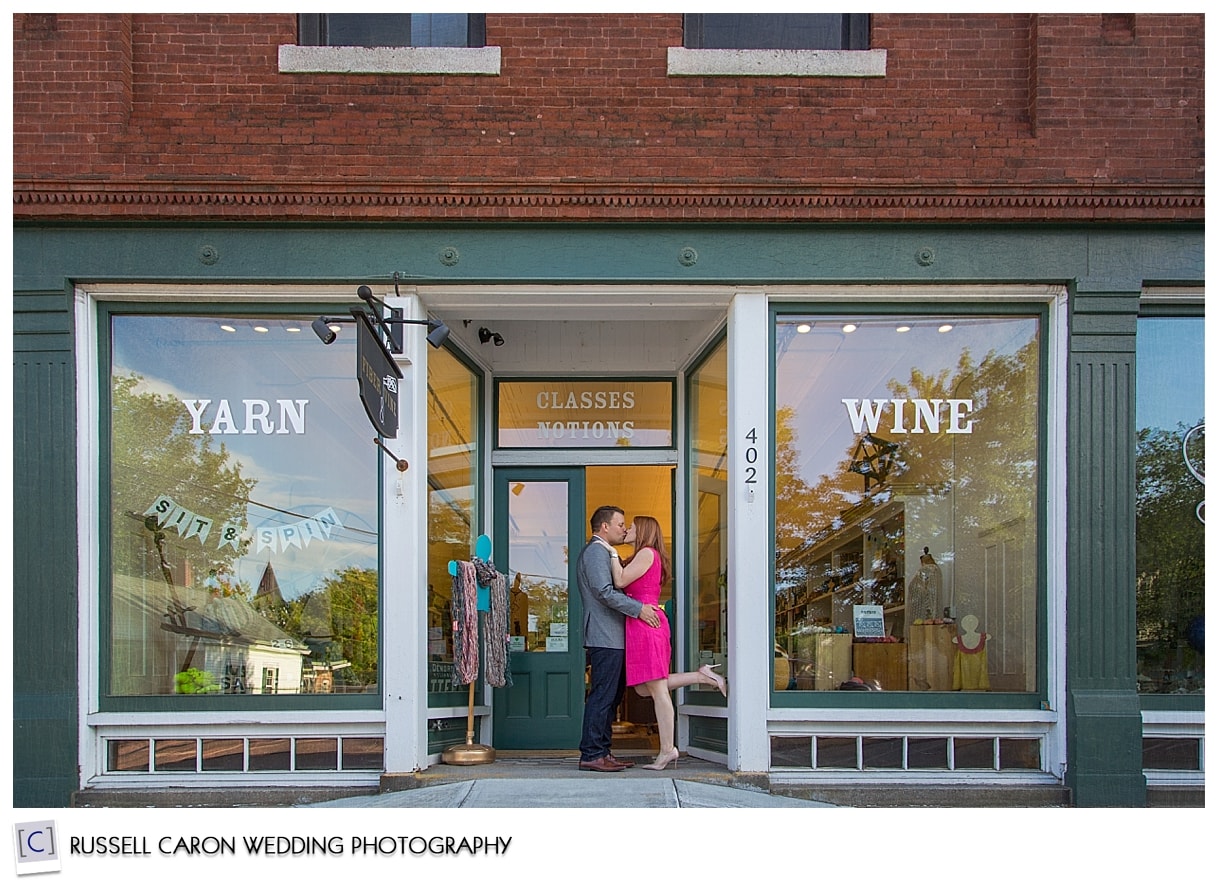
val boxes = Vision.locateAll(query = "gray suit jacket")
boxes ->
[576,538,644,649]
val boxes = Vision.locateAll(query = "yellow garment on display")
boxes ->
[952,635,991,691]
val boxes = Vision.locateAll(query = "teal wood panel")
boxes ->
[12,355,78,807]
[1065,280,1147,806]
[10,222,1202,806]
[12,224,1204,291]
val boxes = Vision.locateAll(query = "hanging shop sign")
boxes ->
[356,311,403,439]
[497,379,674,448]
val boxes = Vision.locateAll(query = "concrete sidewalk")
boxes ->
[303,777,835,809]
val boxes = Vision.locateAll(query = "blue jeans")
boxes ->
[580,646,625,761]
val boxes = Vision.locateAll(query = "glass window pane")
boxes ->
[999,737,1041,770]
[295,737,338,770]
[506,482,570,653]
[410,14,470,48]
[248,737,291,771]
[770,735,812,767]
[154,738,196,772]
[325,14,412,48]
[1142,737,1201,770]
[862,736,903,768]
[907,737,949,769]
[322,14,473,48]
[687,340,729,685]
[953,737,996,769]
[816,736,858,769]
[774,313,1042,693]
[200,738,244,771]
[341,737,384,770]
[497,379,674,449]
[107,314,379,698]
[691,14,848,50]
[107,739,150,772]
[427,346,480,704]
[1135,316,1204,695]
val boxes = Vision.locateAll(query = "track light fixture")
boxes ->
[311,315,339,344]
[312,275,450,353]
[478,326,505,346]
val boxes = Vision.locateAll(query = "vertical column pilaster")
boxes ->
[382,297,430,775]
[726,290,770,772]
[1065,278,1146,806]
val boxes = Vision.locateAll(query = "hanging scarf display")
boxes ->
[473,558,512,688]
[450,561,480,685]
[450,558,513,689]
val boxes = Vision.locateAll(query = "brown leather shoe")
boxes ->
[578,755,627,772]
[608,753,635,768]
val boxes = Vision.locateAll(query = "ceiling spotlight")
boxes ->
[938,324,954,333]
[796,323,812,334]
[312,315,338,344]
[478,326,505,346]
[252,324,269,333]
[896,325,911,333]
[219,324,237,333]
[842,323,858,333]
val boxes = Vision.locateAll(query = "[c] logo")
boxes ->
[12,821,60,875]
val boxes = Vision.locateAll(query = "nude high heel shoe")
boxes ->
[642,747,680,771]
[699,664,728,697]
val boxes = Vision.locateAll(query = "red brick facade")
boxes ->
[12,13,1203,222]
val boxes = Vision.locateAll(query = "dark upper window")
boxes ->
[298,13,486,48]
[684,13,869,51]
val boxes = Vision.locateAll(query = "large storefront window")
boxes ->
[107,312,380,699]
[1136,314,1204,694]
[426,346,481,705]
[688,337,728,681]
[774,311,1042,693]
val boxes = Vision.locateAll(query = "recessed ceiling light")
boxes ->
[253,325,269,333]
[219,324,237,333]
[938,324,954,333]
[896,325,911,333]
[796,323,812,333]
[842,323,858,333]
[285,325,301,333]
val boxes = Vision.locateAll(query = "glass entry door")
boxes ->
[492,468,587,749]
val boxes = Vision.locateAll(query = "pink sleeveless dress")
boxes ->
[623,552,670,686]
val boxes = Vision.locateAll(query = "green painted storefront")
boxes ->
[12,222,1204,807]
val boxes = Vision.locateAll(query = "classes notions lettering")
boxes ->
[536,390,636,409]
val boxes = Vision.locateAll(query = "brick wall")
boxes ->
[12,13,1203,221]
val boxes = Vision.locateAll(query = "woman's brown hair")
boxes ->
[628,515,671,585]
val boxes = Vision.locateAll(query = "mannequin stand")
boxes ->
[442,534,498,765]
[441,679,496,765]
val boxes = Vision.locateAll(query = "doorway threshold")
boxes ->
[384,750,762,794]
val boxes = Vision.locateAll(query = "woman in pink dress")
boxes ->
[609,515,727,770]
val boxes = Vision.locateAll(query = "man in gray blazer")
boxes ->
[576,505,662,771]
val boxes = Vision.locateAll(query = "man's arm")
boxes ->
[581,543,661,626]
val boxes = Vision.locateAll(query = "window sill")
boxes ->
[278,44,501,75]
[667,47,886,78]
